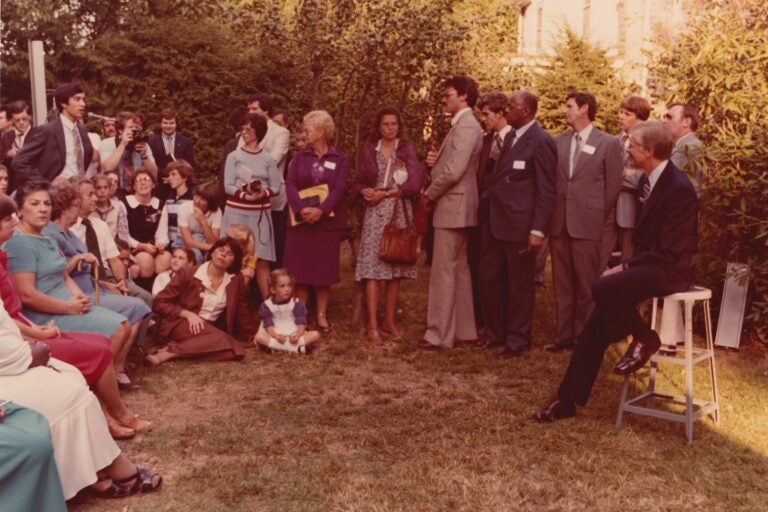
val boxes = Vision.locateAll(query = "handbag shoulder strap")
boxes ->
[386,197,412,228]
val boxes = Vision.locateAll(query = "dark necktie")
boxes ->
[81,218,109,277]
[639,175,651,203]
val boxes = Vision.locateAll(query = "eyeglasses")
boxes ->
[135,177,153,183]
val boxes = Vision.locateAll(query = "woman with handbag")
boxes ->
[284,111,349,333]
[352,108,425,344]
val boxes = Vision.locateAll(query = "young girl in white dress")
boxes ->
[254,269,319,354]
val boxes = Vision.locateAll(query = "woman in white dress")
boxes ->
[0,302,162,500]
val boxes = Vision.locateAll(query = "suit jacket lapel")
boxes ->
[636,162,674,228]
[55,117,66,163]
[571,130,598,179]
[492,125,533,181]
[558,131,573,180]
[434,114,461,164]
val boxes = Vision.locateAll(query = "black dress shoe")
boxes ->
[416,339,440,350]
[613,331,662,375]
[500,345,529,358]
[533,398,576,423]
[473,339,503,350]
[543,339,576,352]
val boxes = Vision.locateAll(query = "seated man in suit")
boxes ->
[534,121,698,422]
[148,108,196,200]
[478,91,556,357]
[12,83,94,187]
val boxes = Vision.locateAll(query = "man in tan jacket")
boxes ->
[418,76,483,349]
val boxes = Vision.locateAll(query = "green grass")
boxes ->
[68,247,768,511]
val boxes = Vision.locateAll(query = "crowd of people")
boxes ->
[0,76,703,506]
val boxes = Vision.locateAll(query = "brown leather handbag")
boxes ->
[379,198,418,264]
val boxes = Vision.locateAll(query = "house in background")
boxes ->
[511,0,688,92]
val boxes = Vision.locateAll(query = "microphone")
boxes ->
[87,112,116,122]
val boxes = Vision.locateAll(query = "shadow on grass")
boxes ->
[68,247,768,512]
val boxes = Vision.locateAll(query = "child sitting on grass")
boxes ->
[152,247,195,296]
[255,269,319,354]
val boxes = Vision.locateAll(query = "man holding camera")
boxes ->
[100,111,158,194]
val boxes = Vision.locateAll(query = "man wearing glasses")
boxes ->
[417,75,483,350]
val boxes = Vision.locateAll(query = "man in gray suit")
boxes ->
[664,103,704,195]
[612,95,651,263]
[418,76,483,349]
[544,92,623,352]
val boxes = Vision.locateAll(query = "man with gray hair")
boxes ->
[534,121,698,422]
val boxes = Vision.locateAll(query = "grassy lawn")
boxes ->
[69,247,768,511]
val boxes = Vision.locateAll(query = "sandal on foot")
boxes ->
[116,372,140,391]
[108,423,136,440]
[380,325,403,340]
[145,353,163,366]
[118,414,153,434]
[367,328,384,345]
[98,468,162,498]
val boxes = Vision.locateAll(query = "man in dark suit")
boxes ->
[478,91,557,356]
[148,108,195,200]
[545,92,623,352]
[534,121,698,422]
[471,92,512,337]
[12,83,93,186]
[1,101,41,191]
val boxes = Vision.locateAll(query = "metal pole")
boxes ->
[28,40,47,127]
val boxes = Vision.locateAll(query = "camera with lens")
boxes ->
[132,130,150,145]
[116,129,149,152]
[244,179,262,194]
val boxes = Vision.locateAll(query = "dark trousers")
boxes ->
[271,207,288,268]
[478,222,536,350]
[557,263,691,405]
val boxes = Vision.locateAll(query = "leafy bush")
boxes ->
[650,3,768,341]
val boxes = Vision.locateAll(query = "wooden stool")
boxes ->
[615,286,719,443]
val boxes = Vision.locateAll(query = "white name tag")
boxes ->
[513,160,526,170]
[582,144,596,155]
[323,161,337,170]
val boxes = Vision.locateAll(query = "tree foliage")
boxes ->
[533,28,631,135]
[649,1,768,340]
[2,0,479,176]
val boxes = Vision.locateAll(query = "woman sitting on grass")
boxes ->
[0,302,162,501]
[152,247,195,296]
[148,237,256,365]
[255,268,319,354]
[0,193,150,439]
